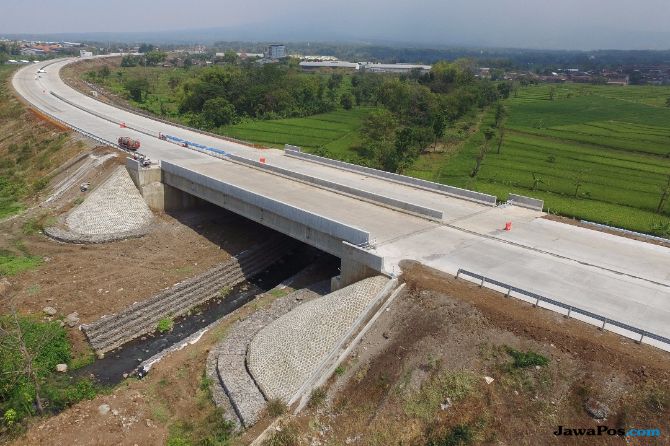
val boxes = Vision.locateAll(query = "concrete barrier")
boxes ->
[226,154,443,221]
[285,149,497,206]
[161,161,370,247]
[507,193,544,211]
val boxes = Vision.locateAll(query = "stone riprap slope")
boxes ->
[247,275,390,403]
[46,166,154,243]
[82,237,293,354]
[207,287,322,429]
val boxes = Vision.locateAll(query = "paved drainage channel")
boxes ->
[74,248,330,386]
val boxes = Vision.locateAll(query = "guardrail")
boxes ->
[455,268,670,349]
[28,104,117,149]
[59,62,265,149]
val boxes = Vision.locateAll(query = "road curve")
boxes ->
[12,57,670,349]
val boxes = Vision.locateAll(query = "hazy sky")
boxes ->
[3,0,670,49]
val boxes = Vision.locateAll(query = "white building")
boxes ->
[80,50,93,58]
[361,63,432,74]
[299,61,359,71]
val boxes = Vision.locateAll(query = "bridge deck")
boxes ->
[12,59,670,346]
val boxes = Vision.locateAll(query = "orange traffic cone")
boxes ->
[504,222,512,231]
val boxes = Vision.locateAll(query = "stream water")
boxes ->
[75,247,333,385]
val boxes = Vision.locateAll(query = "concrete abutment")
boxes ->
[127,159,387,289]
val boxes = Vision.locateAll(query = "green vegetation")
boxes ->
[166,413,232,446]
[0,64,79,219]
[262,421,299,446]
[223,107,374,156]
[0,250,42,276]
[266,398,288,418]
[427,424,476,446]
[505,347,549,369]
[0,315,99,431]
[164,374,233,446]
[417,83,670,234]
[83,58,670,234]
[307,386,327,409]
[157,317,175,333]
[268,288,290,298]
[404,370,476,422]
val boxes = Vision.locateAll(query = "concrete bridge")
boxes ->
[12,57,670,348]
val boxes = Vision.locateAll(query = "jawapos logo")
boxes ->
[553,426,661,437]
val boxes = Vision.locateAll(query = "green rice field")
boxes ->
[408,83,670,235]
[220,107,376,157]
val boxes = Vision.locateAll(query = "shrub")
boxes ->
[0,315,98,424]
[505,347,549,369]
[266,398,287,418]
[427,424,475,446]
[262,422,299,446]
[308,387,327,409]
[157,317,174,333]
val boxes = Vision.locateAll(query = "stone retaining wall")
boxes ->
[247,276,391,403]
[82,237,294,354]
[206,288,321,428]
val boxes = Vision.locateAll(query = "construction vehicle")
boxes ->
[118,136,141,151]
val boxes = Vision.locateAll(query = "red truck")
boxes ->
[118,136,141,151]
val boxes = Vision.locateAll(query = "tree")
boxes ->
[120,55,140,67]
[340,92,354,110]
[628,71,644,85]
[138,43,155,54]
[496,126,506,154]
[327,73,343,91]
[360,109,398,171]
[470,128,495,178]
[531,172,545,191]
[222,50,239,64]
[201,97,236,128]
[0,310,70,419]
[431,112,447,149]
[573,169,589,197]
[657,175,670,213]
[494,102,507,128]
[98,65,110,79]
[123,78,150,102]
[144,51,167,66]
